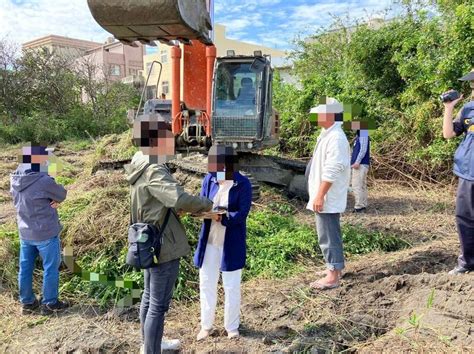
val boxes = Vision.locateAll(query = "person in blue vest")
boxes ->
[350,122,371,213]
[194,144,252,341]
[442,68,474,275]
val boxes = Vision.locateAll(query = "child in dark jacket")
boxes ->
[10,145,68,315]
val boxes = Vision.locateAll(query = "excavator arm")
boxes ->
[87,0,213,46]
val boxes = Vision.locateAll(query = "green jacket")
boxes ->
[125,151,213,264]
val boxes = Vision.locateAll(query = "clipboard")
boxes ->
[192,207,227,219]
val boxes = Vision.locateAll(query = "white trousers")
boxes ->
[351,164,369,209]
[199,244,242,332]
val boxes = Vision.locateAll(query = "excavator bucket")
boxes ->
[87,0,213,46]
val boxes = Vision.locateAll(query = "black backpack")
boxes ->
[126,209,172,270]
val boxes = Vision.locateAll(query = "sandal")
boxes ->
[309,280,340,290]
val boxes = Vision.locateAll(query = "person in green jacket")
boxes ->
[125,116,212,354]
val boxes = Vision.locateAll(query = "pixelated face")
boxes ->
[344,117,375,133]
[19,144,62,177]
[208,145,238,181]
[133,117,175,164]
[351,121,361,130]
[317,113,336,127]
[309,97,344,129]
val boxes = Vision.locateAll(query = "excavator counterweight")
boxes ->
[87,0,213,45]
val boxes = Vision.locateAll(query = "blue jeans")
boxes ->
[140,259,180,354]
[19,235,61,305]
[315,213,345,271]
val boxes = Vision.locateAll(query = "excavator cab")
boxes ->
[87,0,279,153]
[87,0,213,45]
[212,54,279,151]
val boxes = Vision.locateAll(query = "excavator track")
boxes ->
[94,153,309,201]
[168,154,261,202]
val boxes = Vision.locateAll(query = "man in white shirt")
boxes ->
[306,97,351,290]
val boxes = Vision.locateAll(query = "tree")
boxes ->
[0,40,29,123]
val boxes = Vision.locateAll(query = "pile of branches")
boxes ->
[371,137,456,186]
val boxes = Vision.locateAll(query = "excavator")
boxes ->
[87,0,307,200]
[87,0,280,153]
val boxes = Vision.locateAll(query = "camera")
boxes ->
[440,90,460,103]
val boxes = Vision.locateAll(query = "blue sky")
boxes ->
[0,0,397,51]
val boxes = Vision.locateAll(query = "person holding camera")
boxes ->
[441,69,474,275]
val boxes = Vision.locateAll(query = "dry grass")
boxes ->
[61,183,129,256]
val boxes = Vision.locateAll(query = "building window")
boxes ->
[110,64,121,76]
[129,68,138,76]
[162,81,169,95]
[160,49,168,64]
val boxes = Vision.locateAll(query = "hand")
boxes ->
[50,201,60,209]
[443,90,464,108]
[312,195,324,213]
[351,163,360,170]
[211,214,222,222]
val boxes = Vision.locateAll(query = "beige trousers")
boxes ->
[351,164,369,209]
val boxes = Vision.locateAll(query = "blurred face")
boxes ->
[19,144,61,177]
[316,113,336,129]
[30,154,49,164]
[133,118,175,164]
[351,121,361,130]
[208,145,238,181]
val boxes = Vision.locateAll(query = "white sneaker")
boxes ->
[196,329,210,341]
[140,340,180,353]
[161,339,181,350]
[227,330,239,339]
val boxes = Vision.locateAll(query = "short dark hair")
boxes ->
[132,117,172,147]
[208,144,239,172]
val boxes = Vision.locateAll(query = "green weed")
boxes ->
[342,225,410,255]
[55,176,76,186]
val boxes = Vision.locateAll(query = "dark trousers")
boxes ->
[456,178,474,269]
[140,259,180,354]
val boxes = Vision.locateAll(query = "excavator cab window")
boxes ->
[214,62,262,118]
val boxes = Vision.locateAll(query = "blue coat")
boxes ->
[453,101,474,181]
[193,172,252,272]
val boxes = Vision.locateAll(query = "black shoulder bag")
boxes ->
[126,164,172,270]
[126,208,172,270]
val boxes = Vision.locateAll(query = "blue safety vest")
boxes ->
[453,101,474,181]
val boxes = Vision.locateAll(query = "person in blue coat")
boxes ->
[194,144,252,341]
[442,68,474,275]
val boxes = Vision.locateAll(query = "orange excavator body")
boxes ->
[87,0,278,152]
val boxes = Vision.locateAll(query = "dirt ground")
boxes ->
[0,144,473,353]
[1,238,472,353]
